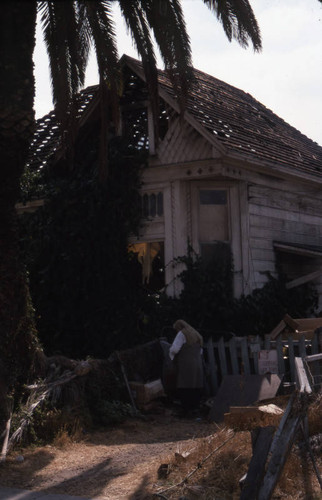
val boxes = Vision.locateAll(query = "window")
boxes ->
[141,192,163,219]
[199,189,229,240]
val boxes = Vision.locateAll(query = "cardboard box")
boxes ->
[129,379,165,408]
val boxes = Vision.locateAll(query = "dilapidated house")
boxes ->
[25,55,322,306]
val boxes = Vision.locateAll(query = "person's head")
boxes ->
[173,319,203,346]
[173,319,187,332]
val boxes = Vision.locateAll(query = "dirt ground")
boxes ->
[0,402,321,500]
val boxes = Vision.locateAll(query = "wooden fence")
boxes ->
[205,331,322,395]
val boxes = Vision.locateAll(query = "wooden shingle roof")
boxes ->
[28,55,322,180]
[155,64,322,179]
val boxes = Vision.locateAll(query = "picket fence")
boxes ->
[205,331,322,395]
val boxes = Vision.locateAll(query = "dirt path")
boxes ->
[1,404,321,500]
[0,411,218,499]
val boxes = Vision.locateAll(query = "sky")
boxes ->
[33,0,322,146]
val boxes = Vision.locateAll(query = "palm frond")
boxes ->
[82,1,120,93]
[82,1,120,181]
[38,1,87,121]
[141,0,193,112]
[203,0,262,51]
[118,0,159,142]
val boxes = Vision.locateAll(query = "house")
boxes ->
[26,55,322,306]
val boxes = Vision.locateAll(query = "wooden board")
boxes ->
[208,374,283,423]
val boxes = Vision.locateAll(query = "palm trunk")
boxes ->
[0,2,43,428]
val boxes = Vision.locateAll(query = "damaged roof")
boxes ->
[28,55,322,179]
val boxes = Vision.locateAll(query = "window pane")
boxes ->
[199,189,227,205]
[150,194,156,217]
[157,192,163,216]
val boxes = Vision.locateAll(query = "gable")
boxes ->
[153,115,219,166]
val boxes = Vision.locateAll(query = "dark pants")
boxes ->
[177,388,202,411]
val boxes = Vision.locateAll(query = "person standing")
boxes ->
[169,319,204,414]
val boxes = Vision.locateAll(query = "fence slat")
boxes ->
[217,337,228,378]
[207,331,322,396]
[312,332,319,355]
[276,337,285,375]
[287,336,296,383]
[240,337,250,375]
[264,335,271,350]
[252,336,261,374]
[229,337,239,375]
[206,338,218,395]
[299,335,306,359]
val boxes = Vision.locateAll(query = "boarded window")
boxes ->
[198,189,229,244]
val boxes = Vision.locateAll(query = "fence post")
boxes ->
[217,337,228,378]
[287,336,296,383]
[276,337,285,375]
[240,337,250,374]
[298,334,306,359]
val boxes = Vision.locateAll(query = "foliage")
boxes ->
[89,399,133,426]
[20,137,154,358]
[232,271,319,336]
[167,243,235,336]
[157,245,319,340]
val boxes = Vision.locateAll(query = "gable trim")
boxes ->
[123,55,227,157]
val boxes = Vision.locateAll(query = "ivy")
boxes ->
[20,137,155,358]
[155,244,319,340]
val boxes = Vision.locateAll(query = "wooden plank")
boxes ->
[283,314,299,331]
[217,337,228,378]
[206,338,218,395]
[294,357,312,394]
[276,337,285,375]
[257,396,303,500]
[240,426,275,500]
[286,269,322,290]
[240,337,251,375]
[229,406,260,414]
[305,353,322,362]
[248,184,322,215]
[268,393,295,458]
[269,320,286,340]
[229,337,239,375]
[209,374,283,423]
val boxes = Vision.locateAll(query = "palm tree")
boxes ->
[0,0,261,433]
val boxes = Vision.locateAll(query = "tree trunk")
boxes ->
[0,1,44,429]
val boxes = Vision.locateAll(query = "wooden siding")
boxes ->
[247,183,322,293]
[155,117,215,165]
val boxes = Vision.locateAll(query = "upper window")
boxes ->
[141,192,163,219]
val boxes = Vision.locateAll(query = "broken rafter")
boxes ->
[286,269,322,290]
